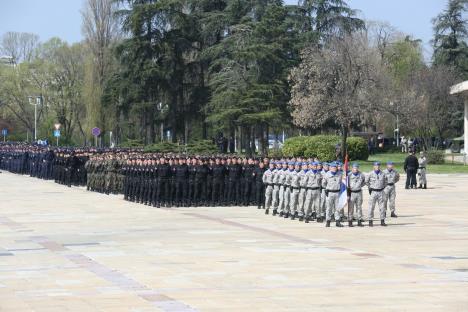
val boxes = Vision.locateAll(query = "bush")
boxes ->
[346,137,369,161]
[120,139,144,148]
[282,136,310,157]
[426,150,445,164]
[282,135,369,161]
[144,141,182,153]
[186,140,218,155]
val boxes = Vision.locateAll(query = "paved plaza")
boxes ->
[0,172,468,312]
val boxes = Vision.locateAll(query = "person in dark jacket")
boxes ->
[404,151,419,189]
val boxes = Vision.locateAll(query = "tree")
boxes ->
[0,32,40,63]
[289,33,383,158]
[82,0,120,143]
[297,0,365,44]
[432,0,468,76]
[205,1,297,155]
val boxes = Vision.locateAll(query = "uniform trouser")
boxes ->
[383,186,396,213]
[175,179,187,204]
[297,188,307,217]
[196,180,208,204]
[278,186,286,212]
[265,185,274,209]
[319,189,326,217]
[228,180,239,204]
[406,168,417,188]
[283,187,291,213]
[188,179,195,203]
[326,192,340,221]
[243,181,252,205]
[157,179,170,205]
[272,185,279,209]
[289,188,300,215]
[368,190,385,220]
[349,191,363,220]
[304,189,320,218]
[255,182,265,207]
[212,179,224,205]
[418,168,427,185]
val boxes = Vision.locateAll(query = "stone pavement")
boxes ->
[0,172,468,312]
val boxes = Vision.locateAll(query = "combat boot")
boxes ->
[272,209,277,216]
[336,221,343,227]
[265,209,269,215]
[290,213,296,220]
[391,212,398,218]
[299,216,304,222]
[369,220,373,227]
[424,184,427,189]
[326,220,331,227]
[311,212,316,220]
[348,221,353,227]
[381,220,387,226]
[305,217,309,223]
[357,220,364,227]
[279,211,284,217]
[284,212,289,218]
[418,184,423,189]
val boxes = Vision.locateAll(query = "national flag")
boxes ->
[338,154,349,209]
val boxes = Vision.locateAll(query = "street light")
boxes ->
[28,96,42,141]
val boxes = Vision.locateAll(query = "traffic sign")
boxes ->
[92,127,101,137]
[53,129,61,137]
[1,128,7,136]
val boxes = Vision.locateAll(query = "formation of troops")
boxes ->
[0,142,430,228]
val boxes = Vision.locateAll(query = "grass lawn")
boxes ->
[355,152,468,174]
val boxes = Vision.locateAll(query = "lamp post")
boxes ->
[54,123,61,146]
[28,96,42,141]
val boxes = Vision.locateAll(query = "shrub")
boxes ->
[426,149,445,164]
[120,139,144,148]
[346,137,369,161]
[143,141,181,153]
[282,136,311,157]
[282,135,369,161]
[186,140,218,155]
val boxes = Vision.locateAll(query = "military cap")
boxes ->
[352,163,360,168]
[373,161,381,166]
[386,161,394,165]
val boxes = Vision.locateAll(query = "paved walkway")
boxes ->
[1,171,468,312]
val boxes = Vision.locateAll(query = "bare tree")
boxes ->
[81,0,120,140]
[1,32,40,63]
[289,32,384,158]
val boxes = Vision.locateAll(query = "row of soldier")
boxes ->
[262,160,400,227]
[1,143,402,227]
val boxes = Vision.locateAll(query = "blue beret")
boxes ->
[329,162,337,168]
[316,162,322,165]
[323,162,329,166]
[387,161,394,165]
[295,162,301,166]
[312,161,318,165]
[288,161,294,165]
[352,163,359,168]
[373,161,381,166]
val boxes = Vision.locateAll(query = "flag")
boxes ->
[338,154,349,209]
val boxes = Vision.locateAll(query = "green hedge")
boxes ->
[142,140,218,155]
[282,135,368,161]
[426,150,445,164]
[186,140,218,155]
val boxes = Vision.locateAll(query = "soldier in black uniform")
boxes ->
[227,156,241,206]
[404,150,419,189]
[174,157,189,207]
[253,161,266,209]
[194,158,209,206]
[156,157,171,207]
[211,157,226,206]
[242,158,255,206]
[187,158,197,207]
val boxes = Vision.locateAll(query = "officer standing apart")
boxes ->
[418,151,427,189]
[348,163,365,227]
[404,151,419,189]
[366,162,388,226]
[383,161,400,218]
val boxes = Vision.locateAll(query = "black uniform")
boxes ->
[404,154,419,189]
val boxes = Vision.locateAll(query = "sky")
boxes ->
[0,0,447,59]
